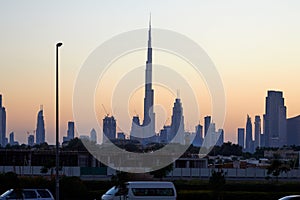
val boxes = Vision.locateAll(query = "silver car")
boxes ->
[0,189,54,200]
[279,195,300,200]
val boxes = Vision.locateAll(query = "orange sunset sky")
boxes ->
[0,0,300,144]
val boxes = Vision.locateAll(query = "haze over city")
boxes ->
[1,0,300,144]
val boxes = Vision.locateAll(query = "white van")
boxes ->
[101,181,177,200]
[0,189,54,200]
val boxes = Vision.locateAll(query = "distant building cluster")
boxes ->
[237,90,300,153]
[0,19,300,150]
[101,19,224,147]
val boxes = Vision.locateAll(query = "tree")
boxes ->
[150,163,174,179]
[267,154,290,182]
[209,170,226,200]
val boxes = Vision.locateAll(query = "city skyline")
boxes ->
[1,1,300,144]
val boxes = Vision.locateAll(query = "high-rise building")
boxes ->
[117,132,126,140]
[254,115,261,149]
[28,134,34,146]
[142,16,155,137]
[170,98,185,144]
[287,115,300,146]
[9,132,14,145]
[67,121,75,140]
[103,116,116,143]
[245,115,253,152]
[90,128,97,143]
[0,95,6,147]
[264,90,287,147]
[217,129,224,146]
[63,121,75,143]
[204,116,211,137]
[36,106,45,145]
[237,128,245,149]
[192,124,203,147]
[159,125,171,143]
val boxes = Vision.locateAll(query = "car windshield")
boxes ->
[0,189,13,197]
[37,190,51,198]
[105,186,118,195]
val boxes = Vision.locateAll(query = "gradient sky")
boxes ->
[1,0,300,144]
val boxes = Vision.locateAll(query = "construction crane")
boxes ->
[102,104,109,117]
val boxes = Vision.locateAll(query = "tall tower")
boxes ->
[170,98,184,144]
[204,116,211,137]
[237,128,245,149]
[142,15,155,137]
[264,90,287,147]
[103,116,116,143]
[67,121,75,140]
[0,95,6,147]
[90,128,97,143]
[254,115,261,149]
[245,115,253,152]
[36,106,45,145]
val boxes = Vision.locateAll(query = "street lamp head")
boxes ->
[56,42,63,47]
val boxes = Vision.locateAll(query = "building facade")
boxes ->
[264,90,287,147]
[103,116,116,143]
[0,95,6,147]
[35,107,45,145]
[237,128,245,149]
[254,115,261,149]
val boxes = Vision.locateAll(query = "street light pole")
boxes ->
[56,42,63,200]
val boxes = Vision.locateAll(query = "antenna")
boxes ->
[177,89,180,99]
[102,104,109,117]
[40,104,43,110]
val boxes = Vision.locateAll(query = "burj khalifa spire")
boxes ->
[142,15,155,135]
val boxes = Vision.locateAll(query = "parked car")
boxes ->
[101,181,177,200]
[0,189,54,200]
[279,195,300,200]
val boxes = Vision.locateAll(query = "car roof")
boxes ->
[126,181,175,188]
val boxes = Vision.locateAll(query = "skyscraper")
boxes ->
[237,128,245,149]
[103,116,116,143]
[28,134,34,146]
[0,95,6,147]
[287,115,300,146]
[142,16,155,138]
[63,121,75,142]
[245,115,253,152]
[264,90,287,147]
[192,124,203,147]
[36,106,45,145]
[217,129,224,146]
[90,128,97,143]
[170,98,185,144]
[204,116,211,137]
[9,132,14,145]
[67,121,75,140]
[254,115,261,149]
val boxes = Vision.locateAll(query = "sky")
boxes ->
[0,0,300,144]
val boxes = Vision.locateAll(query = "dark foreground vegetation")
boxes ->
[0,172,300,200]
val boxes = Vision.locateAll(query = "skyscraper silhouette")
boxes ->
[170,98,185,144]
[67,121,74,140]
[192,124,203,147]
[204,116,211,137]
[264,90,287,147]
[0,95,6,147]
[245,115,253,152]
[254,115,261,149]
[103,116,116,143]
[237,128,245,149]
[90,128,97,143]
[36,106,45,145]
[142,16,155,137]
